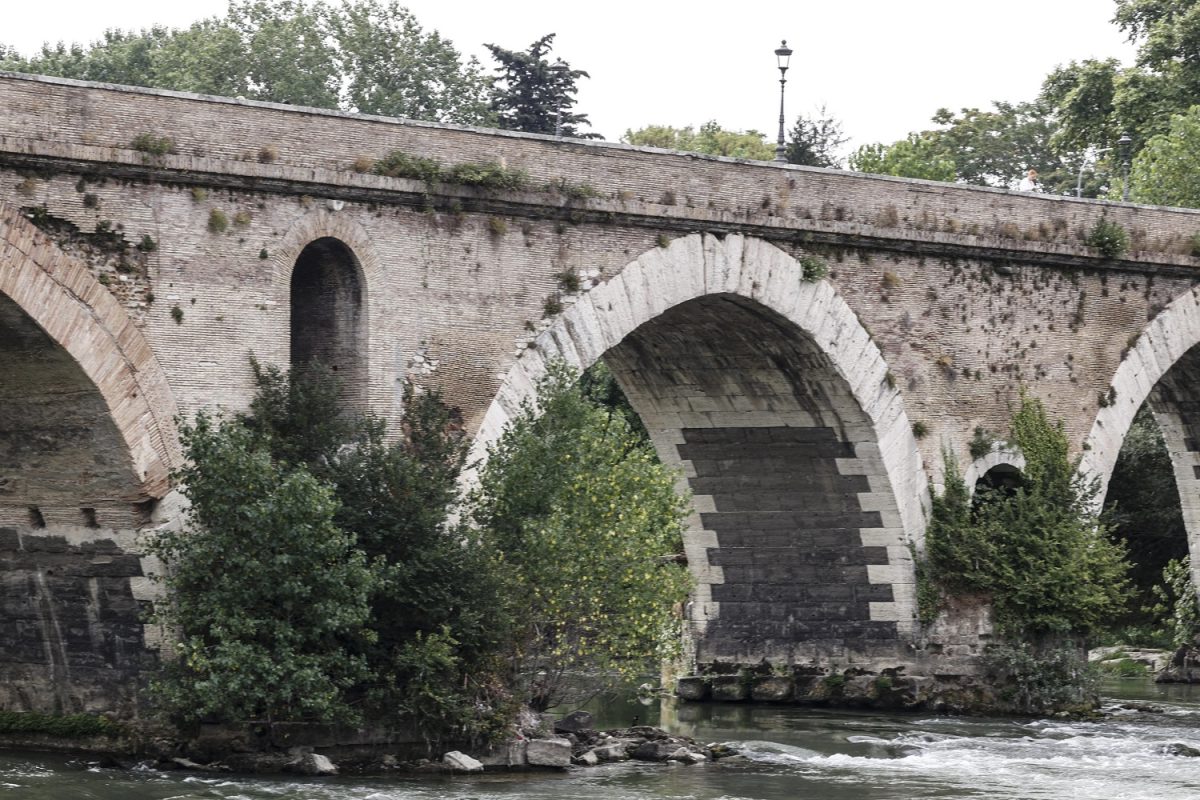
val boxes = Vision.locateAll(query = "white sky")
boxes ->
[2,0,1137,151]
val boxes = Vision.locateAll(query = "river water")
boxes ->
[5,681,1200,799]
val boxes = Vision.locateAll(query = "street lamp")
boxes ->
[774,40,792,163]
[550,60,569,138]
[1118,132,1133,201]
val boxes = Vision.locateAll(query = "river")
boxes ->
[5,680,1200,799]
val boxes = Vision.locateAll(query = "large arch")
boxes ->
[0,202,180,521]
[469,233,928,666]
[1084,285,1200,591]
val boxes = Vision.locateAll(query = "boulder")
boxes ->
[443,751,484,772]
[573,750,600,766]
[526,737,572,768]
[591,740,633,761]
[476,739,527,768]
[554,710,595,734]
[289,752,338,776]
[1162,742,1200,758]
[631,740,685,762]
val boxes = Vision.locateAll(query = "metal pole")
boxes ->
[775,75,787,162]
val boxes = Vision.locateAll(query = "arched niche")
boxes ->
[289,237,367,408]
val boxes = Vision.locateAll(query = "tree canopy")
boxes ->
[0,0,492,124]
[622,120,774,159]
[485,33,597,137]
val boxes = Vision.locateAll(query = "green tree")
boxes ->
[924,394,1130,639]
[146,412,376,724]
[1127,104,1200,206]
[327,0,490,123]
[785,106,847,167]
[485,33,597,137]
[470,363,691,710]
[0,0,492,123]
[848,133,957,182]
[622,121,773,159]
[930,102,1070,190]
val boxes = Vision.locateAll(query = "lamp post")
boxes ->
[774,40,792,163]
[550,60,569,138]
[1118,132,1133,201]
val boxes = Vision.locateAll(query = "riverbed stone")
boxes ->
[476,739,527,768]
[554,710,595,733]
[751,676,793,702]
[632,740,685,762]
[710,676,749,702]
[591,740,633,761]
[676,676,710,701]
[291,752,338,776]
[574,749,600,766]
[526,737,572,768]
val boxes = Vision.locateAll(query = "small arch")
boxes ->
[963,448,1026,499]
[289,236,367,407]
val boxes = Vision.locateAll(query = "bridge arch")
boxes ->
[469,233,928,666]
[0,202,180,523]
[1084,285,1200,589]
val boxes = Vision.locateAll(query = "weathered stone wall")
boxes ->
[5,73,1200,707]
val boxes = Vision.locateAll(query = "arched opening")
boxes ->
[0,294,143,523]
[601,293,908,665]
[289,237,366,408]
[1103,403,1188,639]
[973,464,1025,507]
[470,234,926,671]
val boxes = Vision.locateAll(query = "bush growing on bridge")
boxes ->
[922,393,1131,639]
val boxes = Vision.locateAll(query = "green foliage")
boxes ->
[145,412,376,724]
[578,360,649,441]
[372,150,444,183]
[923,394,1131,638]
[170,305,184,324]
[848,133,957,182]
[0,1,492,124]
[911,420,929,439]
[1085,217,1130,258]
[981,641,1097,713]
[1128,105,1200,208]
[207,208,228,234]
[785,106,847,167]
[1148,557,1200,648]
[485,33,597,138]
[0,711,117,738]
[929,102,1069,190]
[372,151,529,191]
[130,133,176,156]
[623,120,773,160]
[1097,656,1150,677]
[969,427,997,459]
[469,362,691,710]
[799,255,829,282]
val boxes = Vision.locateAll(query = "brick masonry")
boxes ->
[6,73,1200,706]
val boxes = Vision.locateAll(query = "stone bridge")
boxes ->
[3,72,1200,713]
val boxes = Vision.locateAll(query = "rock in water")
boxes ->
[554,710,595,733]
[442,751,484,772]
[291,752,338,776]
[526,738,572,768]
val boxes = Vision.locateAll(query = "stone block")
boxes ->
[443,751,484,773]
[676,676,710,701]
[710,675,749,702]
[751,675,793,702]
[475,740,526,768]
[526,738,571,768]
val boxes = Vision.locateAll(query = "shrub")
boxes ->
[443,160,529,191]
[799,255,828,282]
[145,413,376,724]
[923,393,1130,638]
[207,208,228,233]
[1085,217,1130,258]
[468,362,691,710]
[131,133,176,156]
[373,150,444,183]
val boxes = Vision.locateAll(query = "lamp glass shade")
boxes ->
[775,41,792,71]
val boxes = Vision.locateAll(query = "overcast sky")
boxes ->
[4,1,1137,153]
